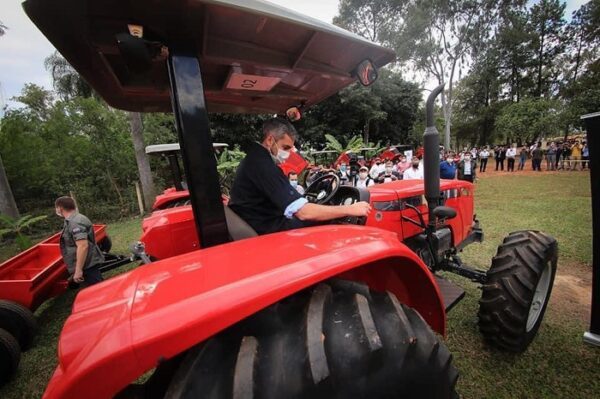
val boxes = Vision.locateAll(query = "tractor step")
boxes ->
[435,276,465,312]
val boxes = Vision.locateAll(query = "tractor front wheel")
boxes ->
[165,281,458,399]
[478,230,558,352]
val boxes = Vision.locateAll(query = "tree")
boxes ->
[45,52,156,212]
[528,0,566,97]
[494,7,534,102]
[495,98,559,145]
[335,0,506,150]
[0,20,19,218]
[0,153,19,218]
[129,112,155,211]
[44,51,94,100]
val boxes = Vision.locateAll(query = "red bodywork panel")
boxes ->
[0,225,108,310]
[365,179,474,245]
[141,206,199,259]
[151,188,190,211]
[43,226,444,399]
[141,180,475,259]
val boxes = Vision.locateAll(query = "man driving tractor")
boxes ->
[229,118,371,235]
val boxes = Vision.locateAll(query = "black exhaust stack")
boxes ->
[423,84,445,226]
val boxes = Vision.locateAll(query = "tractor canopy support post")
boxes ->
[582,111,600,347]
[167,49,229,247]
[423,84,445,226]
[167,154,184,191]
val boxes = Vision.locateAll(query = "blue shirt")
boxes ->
[440,161,457,179]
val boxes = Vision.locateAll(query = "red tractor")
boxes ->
[20,1,558,398]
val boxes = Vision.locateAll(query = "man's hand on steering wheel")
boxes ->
[347,201,371,217]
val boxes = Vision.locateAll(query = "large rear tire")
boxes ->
[165,281,458,399]
[0,300,37,350]
[0,328,20,385]
[478,230,558,352]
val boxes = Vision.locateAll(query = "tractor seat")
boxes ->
[223,206,258,241]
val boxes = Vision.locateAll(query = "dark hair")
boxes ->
[55,196,76,211]
[263,118,298,141]
[288,171,298,178]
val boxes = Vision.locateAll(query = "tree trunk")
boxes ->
[0,154,19,218]
[128,112,155,212]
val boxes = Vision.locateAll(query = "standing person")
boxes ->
[471,147,478,160]
[376,160,402,183]
[555,142,563,170]
[505,145,517,172]
[494,146,502,171]
[570,140,583,171]
[582,141,589,170]
[532,144,543,171]
[353,166,375,188]
[457,153,477,182]
[288,172,304,195]
[403,157,424,180]
[55,196,105,287]
[560,142,571,170]
[479,147,489,172]
[395,155,411,174]
[518,146,528,171]
[546,142,557,171]
[369,158,384,179]
[337,162,350,185]
[440,154,457,179]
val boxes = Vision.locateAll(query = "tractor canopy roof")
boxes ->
[145,143,228,155]
[23,0,395,114]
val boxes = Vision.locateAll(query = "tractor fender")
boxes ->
[43,225,445,399]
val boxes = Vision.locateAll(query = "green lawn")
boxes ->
[0,173,597,398]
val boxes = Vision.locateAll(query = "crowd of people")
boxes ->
[291,138,590,192]
[467,139,590,173]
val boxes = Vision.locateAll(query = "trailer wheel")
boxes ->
[478,230,558,352]
[98,235,112,253]
[165,281,458,399]
[0,300,37,350]
[0,328,20,385]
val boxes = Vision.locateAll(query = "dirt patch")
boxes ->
[550,262,592,322]
[477,168,589,178]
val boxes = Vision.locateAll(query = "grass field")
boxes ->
[0,172,597,398]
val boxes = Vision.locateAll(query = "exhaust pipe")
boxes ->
[423,84,445,226]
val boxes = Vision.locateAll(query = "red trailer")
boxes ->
[0,225,130,383]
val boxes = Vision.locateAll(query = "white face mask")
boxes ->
[359,172,368,179]
[465,156,471,161]
[447,158,453,163]
[277,148,290,163]
[290,180,298,188]
[385,167,393,173]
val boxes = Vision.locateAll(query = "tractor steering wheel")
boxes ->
[304,173,340,204]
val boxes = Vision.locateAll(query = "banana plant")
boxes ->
[0,213,48,251]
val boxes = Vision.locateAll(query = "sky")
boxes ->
[0,0,590,111]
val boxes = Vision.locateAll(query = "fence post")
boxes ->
[134,181,144,217]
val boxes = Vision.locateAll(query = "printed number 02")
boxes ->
[241,79,257,88]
